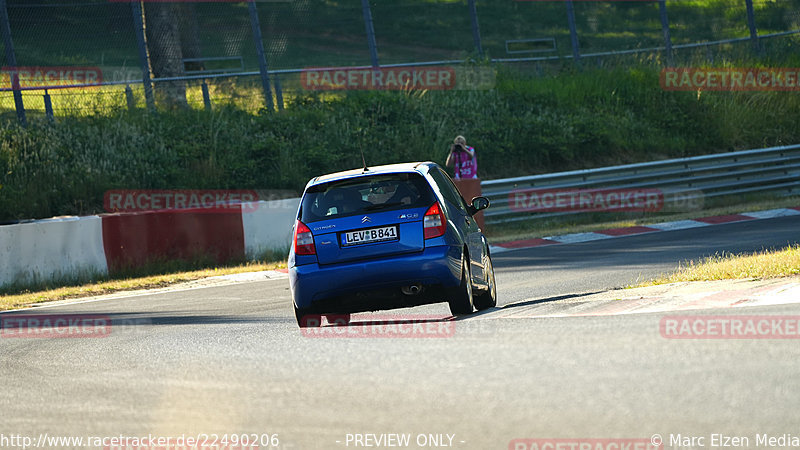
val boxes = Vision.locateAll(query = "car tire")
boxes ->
[473,254,497,310]
[295,306,322,328]
[448,257,474,316]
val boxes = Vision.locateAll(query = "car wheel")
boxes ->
[448,257,474,316]
[473,253,497,310]
[325,314,351,326]
[295,306,322,328]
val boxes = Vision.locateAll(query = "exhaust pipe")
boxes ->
[401,284,423,296]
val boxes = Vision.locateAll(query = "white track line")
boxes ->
[546,232,609,244]
[742,208,800,220]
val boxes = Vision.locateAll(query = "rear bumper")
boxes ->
[290,244,462,313]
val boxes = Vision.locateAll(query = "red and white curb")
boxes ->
[489,207,800,253]
[202,268,288,284]
[477,278,800,320]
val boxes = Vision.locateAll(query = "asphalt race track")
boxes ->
[2,216,800,450]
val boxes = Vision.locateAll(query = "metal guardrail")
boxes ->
[481,144,800,224]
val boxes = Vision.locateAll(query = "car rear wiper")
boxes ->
[363,201,404,211]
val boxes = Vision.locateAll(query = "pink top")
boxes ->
[454,146,477,179]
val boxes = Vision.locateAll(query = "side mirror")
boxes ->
[469,196,490,215]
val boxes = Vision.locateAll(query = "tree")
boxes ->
[143,2,188,108]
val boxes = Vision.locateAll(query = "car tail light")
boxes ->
[294,220,316,255]
[424,202,446,239]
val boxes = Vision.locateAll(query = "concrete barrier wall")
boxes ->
[1,199,303,288]
[242,198,300,258]
[0,216,108,286]
[102,208,246,271]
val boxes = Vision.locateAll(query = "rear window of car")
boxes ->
[300,172,435,223]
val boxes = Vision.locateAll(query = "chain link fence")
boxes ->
[2,0,800,120]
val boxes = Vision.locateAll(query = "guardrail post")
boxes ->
[565,0,581,64]
[468,0,484,59]
[658,0,674,67]
[131,1,155,112]
[248,0,274,112]
[744,0,761,54]
[0,0,26,126]
[361,0,380,67]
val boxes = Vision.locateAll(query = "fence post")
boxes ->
[361,0,380,67]
[125,85,136,111]
[131,1,155,111]
[658,0,674,66]
[43,90,53,122]
[248,1,274,112]
[201,80,211,111]
[705,45,714,64]
[0,0,26,126]
[565,0,580,64]
[467,0,483,59]
[274,75,284,111]
[744,0,761,54]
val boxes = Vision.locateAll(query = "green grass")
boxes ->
[641,245,800,285]
[4,64,800,221]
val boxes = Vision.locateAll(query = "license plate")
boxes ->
[341,226,399,246]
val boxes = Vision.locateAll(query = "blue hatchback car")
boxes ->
[288,162,496,327]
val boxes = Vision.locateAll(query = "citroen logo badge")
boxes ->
[361,216,371,223]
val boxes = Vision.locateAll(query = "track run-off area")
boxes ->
[2,215,800,450]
